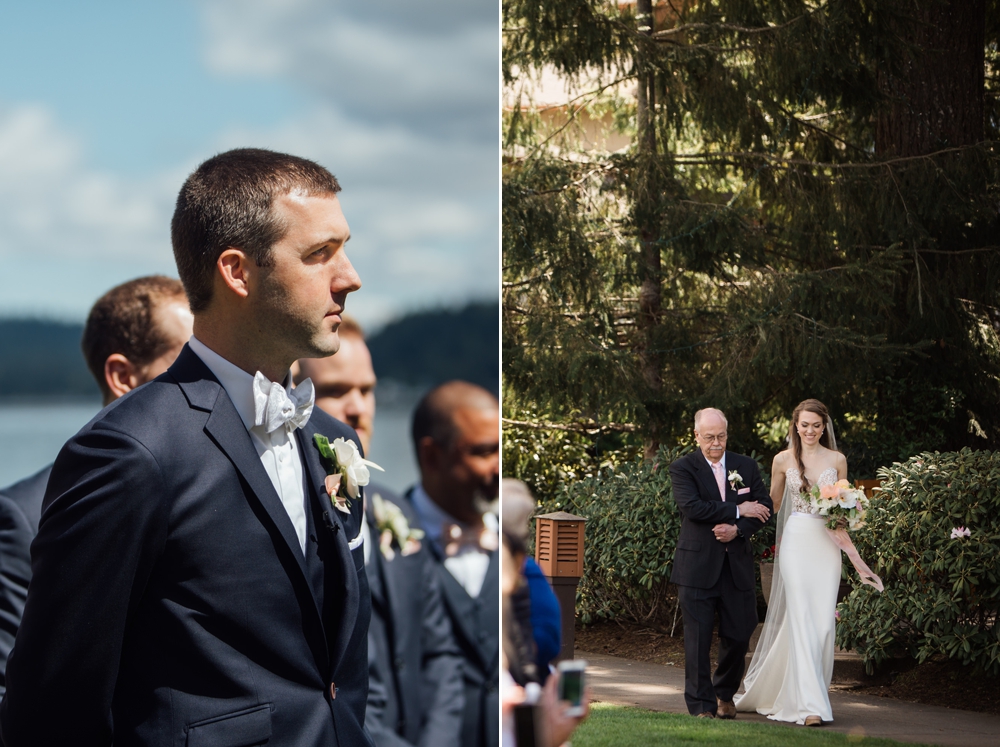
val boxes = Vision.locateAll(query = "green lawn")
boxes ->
[570,704,921,747]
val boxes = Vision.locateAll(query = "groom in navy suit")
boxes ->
[670,408,772,719]
[1,149,374,746]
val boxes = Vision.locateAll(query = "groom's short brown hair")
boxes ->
[171,148,341,313]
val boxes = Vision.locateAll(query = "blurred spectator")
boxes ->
[501,479,562,680]
[0,275,192,694]
[501,479,589,747]
[296,318,464,747]
[408,381,499,747]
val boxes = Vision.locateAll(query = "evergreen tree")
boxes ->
[503,0,1000,479]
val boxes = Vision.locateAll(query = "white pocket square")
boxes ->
[737,487,750,495]
[347,531,364,550]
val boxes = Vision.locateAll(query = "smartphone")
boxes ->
[557,659,587,717]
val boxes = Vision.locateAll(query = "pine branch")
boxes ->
[502,417,638,434]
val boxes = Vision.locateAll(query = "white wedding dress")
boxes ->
[734,467,841,724]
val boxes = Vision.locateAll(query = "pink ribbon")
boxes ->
[826,527,884,592]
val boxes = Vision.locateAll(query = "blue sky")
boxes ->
[0,0,498,329]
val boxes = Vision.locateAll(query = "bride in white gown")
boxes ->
[734,399,847,726]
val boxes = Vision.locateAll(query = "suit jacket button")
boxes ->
[330,682,337,699]
[395,657,405,671]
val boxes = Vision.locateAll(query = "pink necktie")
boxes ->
[712,461,726,501]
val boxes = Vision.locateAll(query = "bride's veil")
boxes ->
[739,478,792,694]
[740,415,836,695]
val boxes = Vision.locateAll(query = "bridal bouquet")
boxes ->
[808,479,868,531]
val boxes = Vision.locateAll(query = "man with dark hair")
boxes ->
[0,275,192,697]
[406,381,499,747]
[1,148,371,747]
[296,319,464,747]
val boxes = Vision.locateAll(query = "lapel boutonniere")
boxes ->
[314,435,384,513]
[371,493,425,561]
[728,469,744,491]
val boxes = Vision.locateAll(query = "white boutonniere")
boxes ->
[728,470,744,491]
[371,493,425,561]
[314,435,384,513]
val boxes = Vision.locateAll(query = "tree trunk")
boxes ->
[876,0,985,157]
[635,0,662,460]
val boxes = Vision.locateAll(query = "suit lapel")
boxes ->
[694,452,723,502]
[365,505,394,618]
[172,346,327,649]
[173,347,312,580]
[435,563,483,665]
[297,420,360,677]
[203,395,314,576]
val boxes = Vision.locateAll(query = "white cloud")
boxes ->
[198,0,497,140]
[0,103,174,263]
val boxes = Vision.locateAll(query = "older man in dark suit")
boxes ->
[297,319,464,747]
[0,275,192,696]
[669,408,772,720]
[1,149,374,746]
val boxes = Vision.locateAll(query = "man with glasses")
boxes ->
[669,408,772,719]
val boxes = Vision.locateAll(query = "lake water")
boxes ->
[0,394,421,495]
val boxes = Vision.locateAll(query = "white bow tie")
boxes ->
[252,372,315,434]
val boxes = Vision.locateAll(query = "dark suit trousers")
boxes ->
[677,555,756,714]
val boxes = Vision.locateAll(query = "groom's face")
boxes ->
[253,192,361,361]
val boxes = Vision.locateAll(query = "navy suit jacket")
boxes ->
[403,488,499,747]
[668,450,771,591]
[0,464,50,696]
[0,346,373,747]
[363,485,463,747]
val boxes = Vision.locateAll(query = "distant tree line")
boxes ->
[0,301,498,400]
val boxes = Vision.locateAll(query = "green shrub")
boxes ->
[836,449,1000,675]
[533,445,772,626]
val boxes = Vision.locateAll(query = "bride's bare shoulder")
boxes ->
[772,450,793,471]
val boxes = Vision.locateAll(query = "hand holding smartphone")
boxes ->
[557,659,587,717]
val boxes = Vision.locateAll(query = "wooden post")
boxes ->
[535,511,586,661]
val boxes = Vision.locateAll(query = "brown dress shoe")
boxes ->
[717,700,736,719]
[696,711,715,718]
[804,715,823,727]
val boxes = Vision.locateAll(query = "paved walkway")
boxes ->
[578,650,1000,746]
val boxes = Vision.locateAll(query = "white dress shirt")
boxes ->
[411,484,495,599]
[188,336,309,555]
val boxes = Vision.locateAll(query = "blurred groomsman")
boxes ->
[407,381,500,747]
[295,318,464,747]
[0,275,192,693]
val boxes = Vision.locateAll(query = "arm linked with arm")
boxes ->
[735,461,773,539]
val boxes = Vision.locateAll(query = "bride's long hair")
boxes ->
[789,398,836,491]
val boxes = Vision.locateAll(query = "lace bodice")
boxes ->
[786,467,839,514]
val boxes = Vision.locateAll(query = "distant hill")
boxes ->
[367,302,498,394]
[0,302,498,398]
[0,319,98,399]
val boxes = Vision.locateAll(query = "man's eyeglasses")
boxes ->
[699,434,727,443]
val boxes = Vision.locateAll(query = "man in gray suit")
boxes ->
[0,276,192,694]
[406,381,499,747]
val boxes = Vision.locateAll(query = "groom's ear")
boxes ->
[217,248,252,300]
